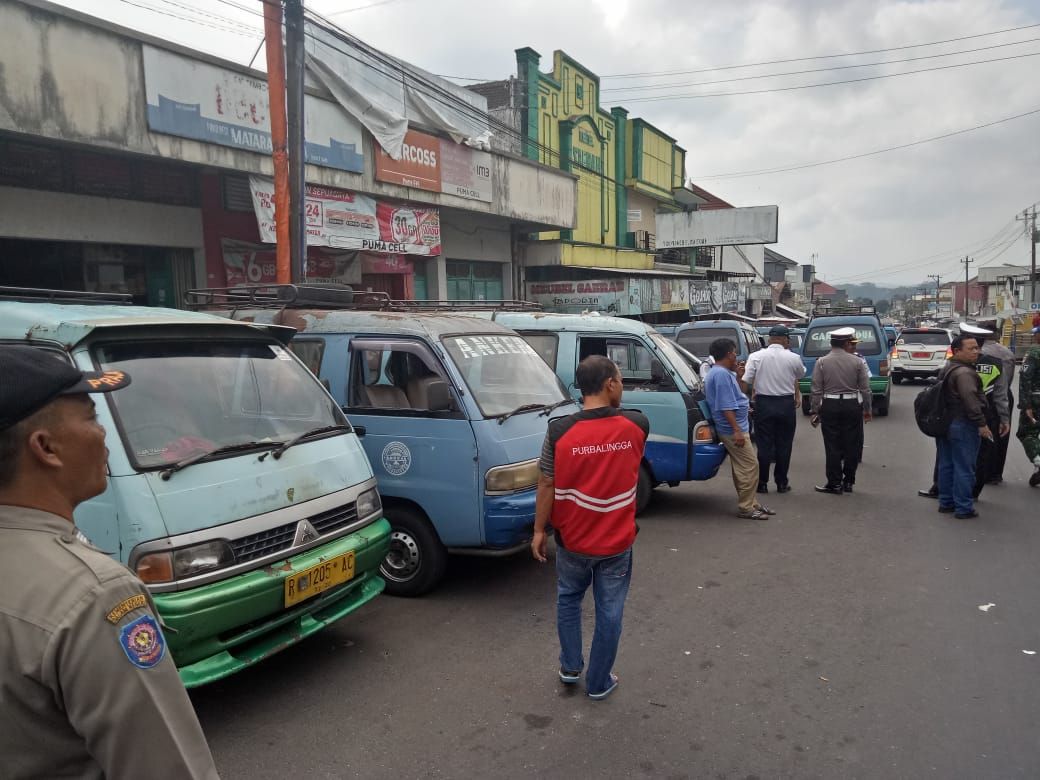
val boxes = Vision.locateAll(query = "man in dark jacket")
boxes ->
[936,334,994,519]
[532,356,649,701]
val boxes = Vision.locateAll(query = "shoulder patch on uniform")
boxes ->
[106,594,148,624]
[119,614,166,669]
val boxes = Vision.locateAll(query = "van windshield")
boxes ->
[803,325,882,357]
[443,334,568,418]
[95,340,346,469]
[650,333,701,391]
[676,327,731,359]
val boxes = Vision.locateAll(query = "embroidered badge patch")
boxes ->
[119,615,166,669]
[106,594,148,624]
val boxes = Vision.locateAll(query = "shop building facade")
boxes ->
[0,0,576,305]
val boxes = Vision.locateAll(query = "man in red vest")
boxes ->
[532,355,649,700]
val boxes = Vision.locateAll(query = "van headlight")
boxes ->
[136,540,235,583]
[485,459,540,494]
[356,487,382,518]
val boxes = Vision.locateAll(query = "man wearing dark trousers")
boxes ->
[532,356,649,701]
[742,325,805,493]
[811,327,872,494]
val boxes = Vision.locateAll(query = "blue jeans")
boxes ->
[556,546,633,695]
[937,418,981,515]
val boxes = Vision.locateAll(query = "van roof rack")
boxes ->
[808,305,881,323]
[0,286,134,305]
[185,285,542,313]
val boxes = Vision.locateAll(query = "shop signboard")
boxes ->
[658,205,779,248]
[690,281,741,315]
[526,279,628,314]
[375,129,493,202]
[250,177,441,256]
[221,239,362,287]
[143,46,363,173]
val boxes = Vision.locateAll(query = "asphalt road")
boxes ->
[192,383,1040,779]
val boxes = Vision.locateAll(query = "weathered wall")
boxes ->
[0,0,576,231]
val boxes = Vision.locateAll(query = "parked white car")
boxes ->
[890,328,952,383]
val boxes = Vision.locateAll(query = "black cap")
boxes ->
[768,325,791,337]
[0,346,131,431]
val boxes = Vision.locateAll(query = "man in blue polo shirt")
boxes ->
[704,338,776,520]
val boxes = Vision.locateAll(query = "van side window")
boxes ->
[288,339,324,375]
[744,329,761,355]
[347,340,454,414]
[579,336,673,390]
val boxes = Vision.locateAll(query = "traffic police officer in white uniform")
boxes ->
[0,346,218,779]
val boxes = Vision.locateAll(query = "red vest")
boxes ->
[552,414,646,556]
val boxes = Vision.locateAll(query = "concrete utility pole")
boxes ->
[928,274,943,320]
[961,256,974,318]
[261,0,291,284]
[1016,207,1038,307]
[285,0,306,284]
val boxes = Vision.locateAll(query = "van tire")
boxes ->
[379,506,447,597]
[802,396,812,416]
[636,465,653,516]
[875,397,890,417]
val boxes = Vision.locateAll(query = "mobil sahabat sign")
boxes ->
[142,45,364,173]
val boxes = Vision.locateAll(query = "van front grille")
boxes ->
[230,502,360,564]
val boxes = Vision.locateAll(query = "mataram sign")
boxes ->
[657,206,779,248]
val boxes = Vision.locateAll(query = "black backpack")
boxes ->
[914,365,968,437]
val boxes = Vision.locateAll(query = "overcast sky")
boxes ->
[55,0,1040,287]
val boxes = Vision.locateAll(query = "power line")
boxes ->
[618,49,1040,103]
[599,21,1040,79]
[602,35,1040,95]
[113,0,262,37]
[690,106,1040,180]
[324,0,410,16]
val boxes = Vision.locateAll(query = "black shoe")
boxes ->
[955,510,979,519]
[987,477,1002,485]
[918,488,939,499]
[757,484,769,494]
[938,505,955,514]
[776,484,791,494]
[842,483,854,493]
[814,484,843,495]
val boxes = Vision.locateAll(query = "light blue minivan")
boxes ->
[1,287,391,687]
[480,312,726,512]
[190,287,577,596]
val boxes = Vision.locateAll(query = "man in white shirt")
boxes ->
[742,325,807,493]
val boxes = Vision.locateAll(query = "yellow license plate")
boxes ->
[284,552,355,608]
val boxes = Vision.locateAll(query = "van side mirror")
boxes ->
[321,378,331,392]
[426,380,454,412]
[353,425,367,438]
[887,338,896,348]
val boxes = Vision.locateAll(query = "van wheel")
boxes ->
[379,507,447,597]
[636,465,654,515]
[875,398,890,417]
[801,396,812,416]
[892,375,903,385]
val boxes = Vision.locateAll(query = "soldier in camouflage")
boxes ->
[1018,326,1040,487]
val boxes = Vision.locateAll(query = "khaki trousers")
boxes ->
[719,433,760,512]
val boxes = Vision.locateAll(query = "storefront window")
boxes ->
[446,260,503,302]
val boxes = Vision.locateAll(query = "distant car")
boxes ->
[676,319,763,364]
[890,328,952,384]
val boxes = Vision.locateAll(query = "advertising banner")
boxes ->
[690,281,742,315]
[250,177,441,255]
[658,205,779,248]
[221,239,362,287]
[143,46,363,173]
[526,278,692,315]
[375,128,493,202]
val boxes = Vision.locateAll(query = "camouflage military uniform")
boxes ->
[1018,342,1040,477]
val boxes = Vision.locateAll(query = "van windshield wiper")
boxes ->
[495,403,549,425]
[539,399,576,416]
[159,440,276,480]
[267,424,354,460]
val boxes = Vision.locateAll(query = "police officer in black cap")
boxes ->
[810,327,872,494]
[0,346,218,779]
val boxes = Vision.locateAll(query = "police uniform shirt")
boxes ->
[0,505,219,780]
[810,348,872,415]
[742,343,806,396]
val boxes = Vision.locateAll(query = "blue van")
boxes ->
[191,287,577,596]
[675,319,764,364]
[797,311,893,416]
[482,312,726,512]
[1,287,391,687]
